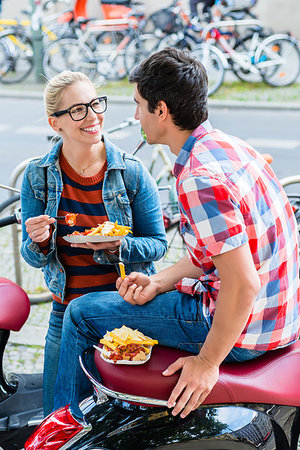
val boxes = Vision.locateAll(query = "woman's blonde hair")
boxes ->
[44,71,94,116]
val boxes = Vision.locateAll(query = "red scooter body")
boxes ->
[25,340,300,449]
[0,277,44,449]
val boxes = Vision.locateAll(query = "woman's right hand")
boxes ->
[116,272,159,305]
[25,215,56,243]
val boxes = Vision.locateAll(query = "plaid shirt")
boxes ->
[174,120,300,351]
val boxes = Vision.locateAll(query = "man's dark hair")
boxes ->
[129,47,208,131]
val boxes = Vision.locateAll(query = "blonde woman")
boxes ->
[20,71,167,416]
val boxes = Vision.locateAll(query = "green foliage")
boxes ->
[211,81,300,103]
[97,78,300,104]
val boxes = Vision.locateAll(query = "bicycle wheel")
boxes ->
[255,34,300,87]
[191,44,225,96]
[0,28,34,84]
[280,175,300,235]
[0,38,9,78]
[124,33,159,75]
[43,38,96,81]
[157,33,197,52]
[0,194,20,215]
[231,34,263,83]
[95,30,127,81]
[158,202,186,270]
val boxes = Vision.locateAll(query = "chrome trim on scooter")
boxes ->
[79,354,169,408]
[58,414,92,450]
[27,416,44,427]
[59,424,92,450]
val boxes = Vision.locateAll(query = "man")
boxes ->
[53,48,299,420]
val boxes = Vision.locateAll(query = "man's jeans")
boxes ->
[44,301,67,416]
[53,290,265,417]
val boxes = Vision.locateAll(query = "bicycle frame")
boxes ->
[201,19,264,74]
[0,15,63,43]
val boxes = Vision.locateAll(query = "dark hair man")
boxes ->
[53,48,299,419]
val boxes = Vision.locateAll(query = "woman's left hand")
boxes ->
[70,241,121,251]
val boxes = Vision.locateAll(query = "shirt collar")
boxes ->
[173,120,213,178]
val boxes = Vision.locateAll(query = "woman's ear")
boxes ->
[48,116,60,132]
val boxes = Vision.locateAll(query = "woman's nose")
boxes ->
[87,106,99,119]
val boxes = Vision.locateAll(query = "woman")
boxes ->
[20,71,167,416]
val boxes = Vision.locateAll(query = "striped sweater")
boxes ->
[53,153,118,304]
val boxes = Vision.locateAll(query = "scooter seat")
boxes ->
[94,341,300,407]
[0,277,30,331]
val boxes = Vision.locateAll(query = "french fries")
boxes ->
[99,325,158,363]
[119,262,125,280]
[68,221,132,237]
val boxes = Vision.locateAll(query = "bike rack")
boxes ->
[8,156,52,304]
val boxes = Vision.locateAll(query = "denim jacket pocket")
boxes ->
[32,183,56,204]
[113,191,133,226]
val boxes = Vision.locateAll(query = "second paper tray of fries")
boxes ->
[94,325,158,365]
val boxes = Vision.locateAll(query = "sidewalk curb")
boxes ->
[1,89,300,111]
[10,323,46,346]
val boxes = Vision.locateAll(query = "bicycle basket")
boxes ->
[148,9,179,34]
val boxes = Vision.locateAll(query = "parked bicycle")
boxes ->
[0,0,78,84]
[192,19,300,94]
[153,1,300,95]
[42,3,160,83]
[0,118,182,303]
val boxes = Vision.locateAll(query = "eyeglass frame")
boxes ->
[51,96,108,121]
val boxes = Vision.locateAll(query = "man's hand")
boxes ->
[163,354,219,418]
[116,272,159,305]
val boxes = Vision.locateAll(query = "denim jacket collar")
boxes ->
[36,135,127,171]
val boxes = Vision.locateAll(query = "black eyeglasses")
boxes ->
[51,96,107,121]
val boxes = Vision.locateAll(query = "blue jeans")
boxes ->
[53,290,265,417]
[43,301,67,416]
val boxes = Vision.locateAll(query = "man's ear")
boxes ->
[157,101,168,119]
[48,115,60,132]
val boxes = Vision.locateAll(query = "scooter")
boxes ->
[25,332,300,448]
[0,207,44,450]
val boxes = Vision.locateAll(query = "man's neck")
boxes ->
[167,129,193,156]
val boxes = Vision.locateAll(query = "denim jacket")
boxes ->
[20,136,167,302]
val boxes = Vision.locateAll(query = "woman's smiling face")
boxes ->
[53,80,105,146]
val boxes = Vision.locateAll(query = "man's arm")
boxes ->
[152,255,203,293]
[165,242,261,418]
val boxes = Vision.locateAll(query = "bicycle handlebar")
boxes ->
[0,213,19,227]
